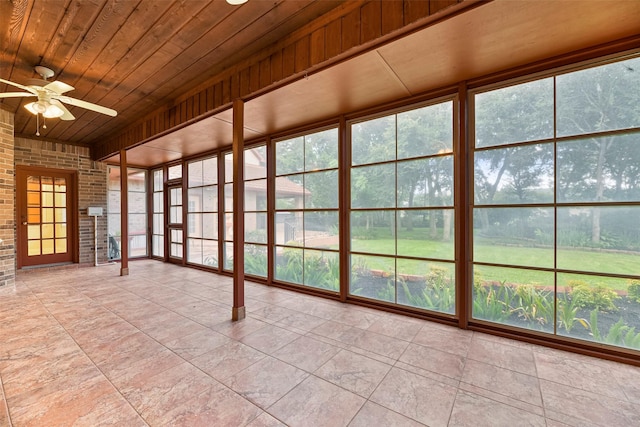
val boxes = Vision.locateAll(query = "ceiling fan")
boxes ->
[0,65,117,135]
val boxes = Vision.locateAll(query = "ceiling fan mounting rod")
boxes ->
[34,65,54,80]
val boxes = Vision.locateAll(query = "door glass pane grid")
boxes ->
[244,145,268,278]
[26,175,68,257]
[223,152,234,271]
[152,169,164,258]
[471,56,640,351]
[275,129,340,291]
[348,100,456,313]
[187,157,218,268]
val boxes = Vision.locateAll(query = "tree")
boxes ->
[557,58,640,243]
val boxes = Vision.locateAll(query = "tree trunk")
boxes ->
[443,209,452,242]
[591,138,611,243]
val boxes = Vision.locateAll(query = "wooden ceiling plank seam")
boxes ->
[373,49,413,97]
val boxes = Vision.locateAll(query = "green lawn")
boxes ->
[350,237,640,291]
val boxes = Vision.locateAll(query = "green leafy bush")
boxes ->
[569,280,619,312]
[627,280,640,303]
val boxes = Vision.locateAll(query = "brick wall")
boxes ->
[0,110,15,286]
[14,137,108,265]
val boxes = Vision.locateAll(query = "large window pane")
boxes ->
[202,157,217,185]
[557,272,640,351]
[276,175,304,209]
[303,211,339,249]
[245,146,266,179]
[398,157,454,207]
[351,115,396,165]
[276,137,304,175]
[245,244,267,277]
[245,212,267,243]
[350,254,395,301]
[473,265,554,333]
[475,78,554,148]
[245,179,266,209]
[557,57,640,137]
[351,164,395,208]
[396,210,454,260]
[304,250,339,292]
[275,211,301,245]
[305,129,338,171]
[557,206,640,275]
[557,134,640,203]
[202,213,217,239]
[275,246,303,284]
[304,170,338,209]
[350,211,395,256]
[188,161,203,187]
[473,207,554,268]
[397,101,453,159]
[474,144,554,205]
[397,260,455,314]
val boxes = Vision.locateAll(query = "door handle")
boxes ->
[22,222,27,225]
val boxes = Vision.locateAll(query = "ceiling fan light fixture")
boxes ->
[25,100,64,118]
[43,103,64,118]
[226,0,248,5]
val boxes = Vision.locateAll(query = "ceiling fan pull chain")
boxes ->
[42,116,47,129]
[36,113,40,137]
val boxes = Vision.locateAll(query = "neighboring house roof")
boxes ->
[244,175,310,196]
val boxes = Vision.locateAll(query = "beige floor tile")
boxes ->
[449,390,545,427]
[467,334,537,376]
[349,401,427,427]
[412,324,473,357]
[190,341,266,381]
[223,356,308,409]
[370,366,457,427]
[540,379,640,427]
[272,335,341,372]
[399,342,466,380]
[268,376,365,427]
[239,324,301,354]
[164,328,231,360]
[461,359,542,407]
[155,382,263,427]
[535,351,628,400]
[315,349,392,397]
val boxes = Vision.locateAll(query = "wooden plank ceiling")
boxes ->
[2,0,640,168]
[0,0,343,144]
[109,0,640,167]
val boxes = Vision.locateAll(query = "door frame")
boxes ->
[16,165,79,269]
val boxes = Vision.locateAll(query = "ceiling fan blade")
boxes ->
[50,99,75,120]
[0,78,38,94]
[56,95,117,117]
[0,92,36,99]
[44,80,74,94]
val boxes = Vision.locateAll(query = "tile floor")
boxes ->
[1,260,639,426]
